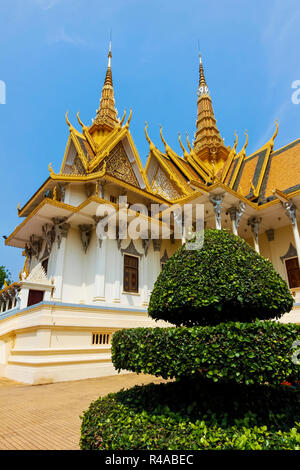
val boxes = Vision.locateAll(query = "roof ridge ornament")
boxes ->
[145,122,155,151]
[178,132,189,159]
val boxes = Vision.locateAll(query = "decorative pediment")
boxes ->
[121,240,143,258]
[152,166,181,200]
[160,249,169,264]
[280,243,298,263]
[103,141,140,187]
[26,263,51,285]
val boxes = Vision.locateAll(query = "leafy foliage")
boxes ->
[80,380,300,450]
[149,230,294,326]
[0,265,11,289]
[112,321,300,384]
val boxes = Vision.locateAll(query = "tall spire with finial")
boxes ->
[93,40,119,130]
[193,54,224,154]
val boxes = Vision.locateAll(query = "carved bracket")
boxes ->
[29,234,43,260]
[142,238,151,256]
[209,194,225,230]
[52,217,70,249]
[282,201,297,227]
[79,224,93,253]
[247,216,262,244]
[153,239,162,252]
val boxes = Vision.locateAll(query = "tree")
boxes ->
[0,265,12,289]
[148,229,294,326]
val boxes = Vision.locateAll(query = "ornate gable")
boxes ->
[94,141,140,187]
[152,166,182,200]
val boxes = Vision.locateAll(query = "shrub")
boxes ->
[80,380,300,450]
[112,321,300,384]
[148,229,294,326]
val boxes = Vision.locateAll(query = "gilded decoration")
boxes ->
[70,155,86,175]
[94,141,140,187]
[152,167,181,200]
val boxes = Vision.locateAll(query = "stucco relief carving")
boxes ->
[280,243,298,263]
[152,167,181,200]
[52,217,70,249]
[42,223,56,257]
[142,238,151,256]
[152,239,162,252]
[120,240,143,258]
[160,249,169,264]
[79,224,93,253]
[29,234,43,260]
[209,193,224,230]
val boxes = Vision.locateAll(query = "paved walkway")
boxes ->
[0,374,167,450]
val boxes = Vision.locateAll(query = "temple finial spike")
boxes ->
[108,39,112,67]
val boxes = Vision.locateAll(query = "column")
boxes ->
[248,217,262,253]
[52,219,70,301]
[209,194,224,230]
[112,241,121,303]
[94,237,106,301]
[227,202,246,236]
[283,201,300,264]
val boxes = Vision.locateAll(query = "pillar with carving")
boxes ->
[247,217,262,253]
[282,201,300,264]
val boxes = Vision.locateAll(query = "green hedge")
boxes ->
[148,229,294,326]
[112,321,300,384]
[80,380,300,450]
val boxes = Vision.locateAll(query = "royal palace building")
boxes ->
[0,44,299,384]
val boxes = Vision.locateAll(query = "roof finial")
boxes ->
[108,38,112,68]
[92,37,118,130]
[198,53,207,90]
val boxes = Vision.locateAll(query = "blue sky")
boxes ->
[1,0,300,279]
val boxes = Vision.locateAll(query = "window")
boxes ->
[123,255,139,293]
[27,290,44,307]
[285,257,300,288]
[92,333,110,345]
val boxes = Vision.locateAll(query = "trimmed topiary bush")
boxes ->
[80,380,300,450]
[149,229,294,326]
[112,321,300,384]
[80,229,299,450]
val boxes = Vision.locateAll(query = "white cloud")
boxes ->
[33,0,60,10]
[49,27,87,46]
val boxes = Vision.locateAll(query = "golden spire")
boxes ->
[93,41,119,130]
[194,54,224,154]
